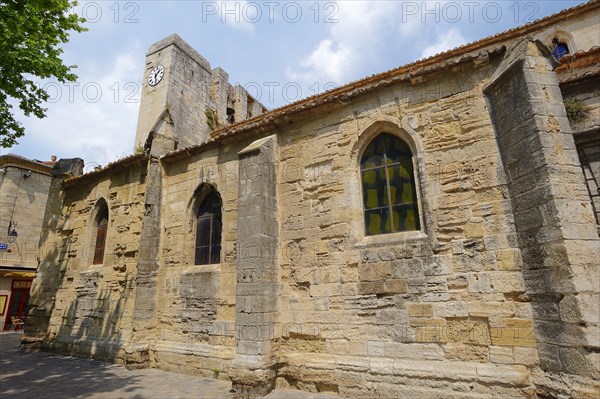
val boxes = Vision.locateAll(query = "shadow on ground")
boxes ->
[0,333,232,399]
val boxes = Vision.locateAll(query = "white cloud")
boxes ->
[420,28,468,59]
[286,1,468,90]
[6,49,143,168]
[397,0,454,37]
[216,0,257,33]
[287,1,400,84]
[287,39,353,83]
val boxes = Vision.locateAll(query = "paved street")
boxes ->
[0,332,233,399]
[0,332,339,399]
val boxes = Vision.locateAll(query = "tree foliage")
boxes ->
[0,0,86,147]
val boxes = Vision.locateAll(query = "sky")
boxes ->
[3,0,587,170]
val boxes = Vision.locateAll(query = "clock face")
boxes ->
[148,65,164,86]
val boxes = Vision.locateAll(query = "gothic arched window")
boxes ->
[93,201,109,265]
[195,190,222,265]
[361,133,420,235]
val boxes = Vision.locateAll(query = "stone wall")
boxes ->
[26,160,147,361]
[23,5,600,397]
[154,146,242,377]
[266,53,541,398]
[27,43,600,398]
[0,161,52,269]
[484,40,599,398]
[561,76,600,134]
[150,49,543,398]
[560,74,600,226]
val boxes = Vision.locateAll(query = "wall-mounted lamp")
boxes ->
[4,169,29,244]
[7,221,18,243]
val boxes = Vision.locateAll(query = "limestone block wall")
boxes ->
[147,49,597,397]
[0,165,52,268]
[561,75,600,226]
[39,164,147,360]
[23,9,600,396]
[484,40,599,398]
[154,147,243,377]
[210,67,231,127]
[136,40,213,150]
[560,76,600,134]
[272,58,540,398]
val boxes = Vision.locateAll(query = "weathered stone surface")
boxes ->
[484,38,600,391]
[22,9,600,399]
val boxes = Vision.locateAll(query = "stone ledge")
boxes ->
[354,231,429,248]
[280,352,531,387]
[40,337,127,363]
[181,264,222,275]
[153,339,235,360]
[262,389,342,399]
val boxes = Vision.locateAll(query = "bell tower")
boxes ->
[134,34,214,151]
[134,34,268,154]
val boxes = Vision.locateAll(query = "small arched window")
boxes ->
[551,38,570,60]
[93,201,109,265]
[361,133,420,235]
[195,190,222,265]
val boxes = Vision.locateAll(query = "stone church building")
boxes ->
[23,2,599,398]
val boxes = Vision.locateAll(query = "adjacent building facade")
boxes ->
[23,2,599,398]
[0,155,57,330]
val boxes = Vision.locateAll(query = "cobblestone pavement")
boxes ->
[0,333,340,399]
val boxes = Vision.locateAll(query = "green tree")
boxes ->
[0,0,86,147]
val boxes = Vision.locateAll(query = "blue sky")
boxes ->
[3,0,586,169]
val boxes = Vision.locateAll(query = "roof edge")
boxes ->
[0,154,54,175]
[63,153,148,187]
[162,0,599,162]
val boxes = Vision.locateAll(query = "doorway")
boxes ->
[4,280,31,331]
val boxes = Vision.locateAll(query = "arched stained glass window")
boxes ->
[361,133,420,235]
[93,202,109,265]
[195,190,222,265]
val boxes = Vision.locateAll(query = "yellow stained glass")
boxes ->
[405,208,416,230]
[362,161,377,170]
[361,133,420,235]
[363,170,376,184]
[402,183,414,203]
[387,166,395,179]
[367,213,382,235]
[391,209,399,231]
[399,164,410,178]
[366,188,379,209]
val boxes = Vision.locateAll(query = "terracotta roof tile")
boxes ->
[63,153,148,187]
[556,46,600,83]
